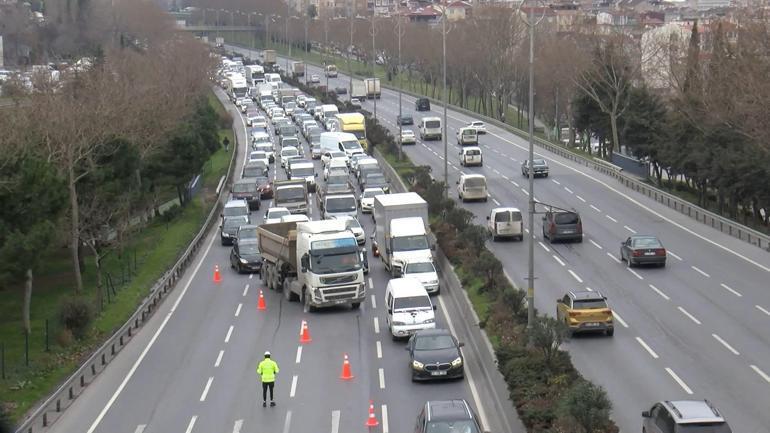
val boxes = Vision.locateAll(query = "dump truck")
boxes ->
[258,220,366,311]
[373,192,432,277]
[364,78,381,99]
[273,179,309,214]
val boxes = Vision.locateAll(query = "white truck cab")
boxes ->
[385,278,436,340]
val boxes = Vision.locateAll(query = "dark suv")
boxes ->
[415,97,431,111]
[542,210,583,242]
[415,400,484,433]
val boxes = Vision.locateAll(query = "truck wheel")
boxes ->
[284,281,298,302]
[302,287,317,312]
[351,302,361,310]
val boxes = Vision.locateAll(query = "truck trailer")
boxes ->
[373,192,432,277]
[364,78,381,99]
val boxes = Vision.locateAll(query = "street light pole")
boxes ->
[286,2,291,71]
[347,1,354,102]
[304,13,309,85]
[396,15,405,161]
[324,17,330,90]
[216,9,220,41]
[441,3,448,197]
[370,13,377,121]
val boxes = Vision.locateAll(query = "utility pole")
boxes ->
[324,16,330,89]
[396,14,405,161]
[286,2,291,71]
[265,15,270,49]
[348,0,354,102]
[441,1,449,197]
[370,12,378,121]
[304,11,309,85]
[216,9,220,41]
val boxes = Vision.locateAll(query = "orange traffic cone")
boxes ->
[213,265,222,284]
[299,320,312,344]
[340,353,354,380]
[365,400,379,428]
[258,290,266,311]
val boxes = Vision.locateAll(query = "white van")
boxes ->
[320,104,340,124]
[487,207,523,241]
[319,131,357,154]
[385,278,436,340]
[456,127,478,145]
[264,73,282,85]
[419,117,442,141]
[459,146,483,167]
[456,173,488,202]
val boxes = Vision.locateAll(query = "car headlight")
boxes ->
[392,321,406,326]
[423,318,435,324]
[239,258,248,264]
[451,357,463,367]
[412,360,424,370]
[428,280,439,285]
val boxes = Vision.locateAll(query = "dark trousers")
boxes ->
[262,381,275,402]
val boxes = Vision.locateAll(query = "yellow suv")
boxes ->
[556,291,614,337]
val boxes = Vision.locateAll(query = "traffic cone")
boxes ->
[257,290,266,311]
[340,353,354,380]
[299,320,312,344]
[365,400,379,428]
[213,265,222,284]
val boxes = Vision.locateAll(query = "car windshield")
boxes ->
[632,237,661,248]
[238,227,258,240]
[676,424,732,433]
[405,262,435,274]
[223,207,247,217]
[256,144,272,151]
[414,335,454,350]
[267,209,290,219]
[327,197,356,213]
[554,213,579,225]
[331,151,346,158]
[341,140,361,150]
[403,131,414,136]
[426,420,480,433]
[277,187,305,201]
[533,159,547,167]
[393,295,431,310]
[366,175,387,185]
[309,241,361,273]
[363,189,384,198]
[243,165,264,177]
[327,175,349,185]
[251,152,267,160]
[465,149,480,156]
[232,182,257,193]
[344,218,361,229]
[253,135,270,144]
[425,121,440,128]
[573,299,608,309]
[254,176,269,186]
[464,177,486,188]
[239,242,261,255]
[223,217,247,228]
[392,235,429,252]
[292,167,314,177]
[462,129,476,136]
[282,148,299,157]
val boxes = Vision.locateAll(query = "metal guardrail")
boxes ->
[234,45,769,252]
[14,87,240,433]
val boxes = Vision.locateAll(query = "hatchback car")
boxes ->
[620,235,666,267]
[642,400,732,433]
[359,187,384,213]
[264,207,291,225]
[556,291,614,336]
[310,74,320,83]
[333,215,365,245]
[542,210,583,243]
[467,121,487,134]
[402,260,439,294]
[521,158,549,177]
[229,238,262,274]
[220,215,250,246]
[407,329,464,381]
[400,129,416,145]
[397,114,414,125]
[414,400,482,433]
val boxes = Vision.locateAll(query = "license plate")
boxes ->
[334,299,347,304]
[644,252,655,256]
[585,322,600,327]
[562,230,574,234]
[431,371,447,376]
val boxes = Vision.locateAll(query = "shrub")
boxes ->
[445,206,475,232]
[56,328,74,347]
[457,225,488,255]
[473,250,504,295]
[161,204,182,223]
[58,297,94,339]
[527,316,570,368]
[557,379,615,433]
[217,110,233,130]
[501,286,527,319]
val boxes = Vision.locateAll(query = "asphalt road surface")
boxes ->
[219,46,770,433]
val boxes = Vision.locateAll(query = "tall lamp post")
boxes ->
[285,2,291,71]
[370,13,378,122]
[438,1,450,197]
[517,0,546,334]
[396,14,406,161]
[347,0,354,102]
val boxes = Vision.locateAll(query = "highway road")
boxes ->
[47,85,521,433]
[219,46,770,433]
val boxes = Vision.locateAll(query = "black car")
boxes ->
[220,215,250,246]
[620,235,667,267]
[361,172,389,193]
[414,400,482,433]
[415,97,431,111]
[521,158,549,178]
[230,179,262,210]
[542,210,582,243]
[236,224,259,244]
[230,238,263,273]
[406,329,464,381]
[397,114,414,125]
[334,86,347,95]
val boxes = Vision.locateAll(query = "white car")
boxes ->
[269,107,285,119]
[252,115,268,129]
[248,151,269,166]
[280,146,300,168]
[399,129,416,145]
[359,187,385,213]
[321,150,349,168]
[401,260,440,294]
[467,121,487,134]
[310,74,320,83]
[264,207,291,225]
[332,215,365,245]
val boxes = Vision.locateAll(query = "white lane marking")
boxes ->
[712,334,740,355]
[371,294,377,309]
[666,368,693,394]
[134,425,146,433]
[242,284,249,296]
[626,268,643,280]
[552,255,566,267]
[225,325,234,343]
[331,410,341,433]
[502,174,509,180]
[235,303,242,317]
[368,277,374,288]
[295,346,303,364]
[691,266,711,278]
[493,168,500,175]
[720,283,742,297]
[185,416,198,433]
[376,341,383,359]
[568,270,583,283]
[677,307,702,325]
[589,239,603,249]
[590,204,601,212]
[605,214,618,223]
[613,311,629,328]
[564,187,573,194]
[585,286,593,291]
[501,153,508,158]
[85,232,217,433]
[437,296,490,432]
[756,305,770,316]
[624,225,637,234]
[492,149,499,153]
[522,188,529,196]
[636,337,660,359]
[576,195,586,202]
[538,241,550,252]
[233,419,243,433]
[606,252,621,263]
[509,157,517,162]
[648,284,671,301]
[373,317,380,334]
[511,180,520,187]
[282,411,292,433]
[551,179,561,185]
[382,405,390,433]
[667,250,683,261]
[751,365,770,384]
[492,198,501,206]
[199,377,214,401]
[215,350,224,367]
[378,368,385,389]
[290,375,298,397]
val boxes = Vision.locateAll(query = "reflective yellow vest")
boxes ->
[257,358,279,382]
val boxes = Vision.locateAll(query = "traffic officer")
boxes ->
[257,351,280,407]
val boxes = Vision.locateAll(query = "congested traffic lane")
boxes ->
[226,45,770,433]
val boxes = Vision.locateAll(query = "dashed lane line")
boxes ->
[720,283,742,297]
[551,179,561,185]
[576,195,586,202]
[589,239,603,249]
[225,325,234,343]
[492,198,501,206]
[564,187,573,194]
[290,375,298,397]
[185,416,198,433]
[666,368,693,394]
[215,350,224,367]
[382,405,390,433]
[376,341,383,359]
[756,305,770,316]
[636,337,660,359]
[649,284,671,301]
[538,241,550,252]
[233,419,243,433]
[624,225,637,234]
[199,377,213,402]
[283,411,292,433]
[626,268,643,280]
[371,294,377,309]
[235,303,242,317]
[568,270,583,283]
[606,215,618,223]
[712,334,740,355]
[134,425,146,433]
[677,307,702,325]
[751,365,770,384]
[242,284,249,296]
[606,252,621,263]
[613,311,629,328]
[331,410,341,433]
[296,346,302,364]
[552,255,566,267]
[373,317,380,334]
[379,368,386,389]
[590,205,601,212]
[249,273,253,279]
[667,250,683,261]
[691,266,711,278]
